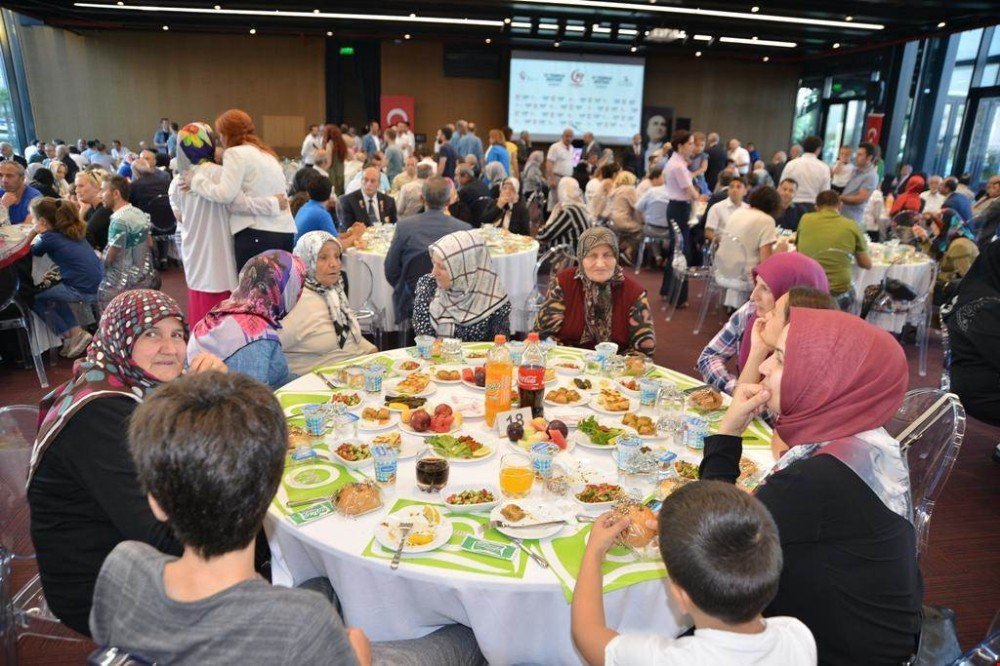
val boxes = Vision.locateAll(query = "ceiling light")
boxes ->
[752,35,758,40]
[566,25,585,32]
[692,34,713,41]
[751,5,759,12]
[845,15,853,21]
[326,30,332,36]
[937,21,946,28]
[592,24,611,33]
[619,28,638,36]
[553,41,560,47]
[249,27,255,34]
[719,35,796,47]
[503,18,511,24]
[485,38,492,43]
[73,3,504,27]
[762,56,769,62]
[404,33,410,39]
[630,46,638,52]
[116,0,123,4]
[161,24,168,29]
[214,3,220,8]
[695,50,702,56]
[510,21,532,28]
[513,0,883,30]
[409,13,416,17]
[833,42,840,48]
[539,22,559,30]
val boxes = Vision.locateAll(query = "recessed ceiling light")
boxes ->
[833,42,840,48]
[116,0,123,4]
[404,33,410,39]
[503,18,511,24]
[937,21,946,28]
[762,56,769,62]
[313,8,319,13]
[752,35,758,40]
[695,50,702,56]
[751,5,760,12]
[553,41,560,47]
[693,34,713,41]
[630,45,638,52]
[214,3,220,8]
[720,36,796,47]
[539,22,559,30]
[161,24,168,29]
[410,13,416,17]
[326,30,332,36]
[485,38,492,43]
[845,15,853,21]
[249,27,255,34]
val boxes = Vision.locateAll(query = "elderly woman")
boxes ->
[482,161,507,197]
[490,177,530,236]
[912,209,979,301]
[187,249,305,389]
[411,230,510,341]
[279,231,376,373]
[697,252,829,394]
[537,177,592,251]
[701,308,922,664]
[27,290,226,636]
[521,150,546,198]
[535,227,655,357]
[602,170,642,262]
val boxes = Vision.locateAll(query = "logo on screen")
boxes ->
[570,70,585,86]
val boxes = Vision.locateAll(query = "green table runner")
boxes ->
[362,498,528,579]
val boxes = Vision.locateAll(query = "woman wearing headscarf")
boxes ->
[697,252,829,394]
[489,177,530,236]
[535,227,655,357]
[169,121,287,324]
[187,249,305,388]
[482,161,508,198]
[411,230,510,341]
[27,290,226,636]
[521,150,546,198]
[890,174,926,216]
[536,176,592,251]
[279,231,376,373]
[943,239,1000,432]
[701,308,922,664]
[911,209,979,302]
[602,170,642,263]
[49,160,71,197]
[184,109,296,270]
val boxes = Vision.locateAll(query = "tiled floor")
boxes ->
[4,264,998,663]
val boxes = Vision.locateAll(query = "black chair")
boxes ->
[145,194,177,270]
[396,253,433,346]
[0,266,48,388]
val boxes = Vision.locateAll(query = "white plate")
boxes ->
[614,378,642,398]
[452,398,485,419]
[552,360,584,376]
[505,432,575,455]
[392,358,427,375]
[544,387,588,407]
[424,431,496,463]
[460,378,486,391]
[330,443,374,469]
[588,393,639,415]
[383,398,429,412]
[357,410,400,432]
[463,352,489,366]
[572,483,626,510]
[326,389,366,411]
[399,420,461,437]
[442,483,501,513]
[429,365,464,384]
[545,410,583,429]
[489,502,565,540]
[374,505,453,554]
[384,376,437,398]
[571,417,633,450]
[613,413,666,440]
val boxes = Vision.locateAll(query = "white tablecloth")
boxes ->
[342,235,538,333]
[265,346,774,665]
[851,258,936,333]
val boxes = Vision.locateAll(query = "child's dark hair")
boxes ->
[31,197,85,241]
[128,371,287,558]
[658,481,783,624]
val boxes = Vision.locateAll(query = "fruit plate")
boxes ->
[545,410,584,429]
[429,365,464,384]
[399,420,461,437]
[442,483,501,513]
[330,442,375,469]
[504,432,575,455]
[424,431,496,464]
[489,502,565,540]
[374,505,453,554]
[383,376,437,398]
[391,358,427,375]
[588,393,639,415]
[543,387,588,407]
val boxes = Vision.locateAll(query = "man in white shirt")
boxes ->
[705,176,749,241]
[546,128,575,210]
[919,175,946,213]
[727,138,751,176]
[830,145,855,193]
[779,135,830,211]
[110,140,129,165]
[394,121,415,159]
[300,125,324,166]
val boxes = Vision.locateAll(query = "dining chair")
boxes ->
[868,261,939,377]
[0,405,88,653]
[885,388,966,558]
[0,267,48,389]
[693,233,751,335]
[664,221,712,321]
[395,252,434,348]
[951,609,1000,665]
[632,201,670,274]
[521,243,575,331]
[351,260,383,351]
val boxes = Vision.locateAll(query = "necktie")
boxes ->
[367,196,379,225]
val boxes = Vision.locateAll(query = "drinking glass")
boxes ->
[507,340,525,365]
[301,403,329,436]
[603,354,625,378]
[415,448,450,493]
[655,384,686,447]
[583,352,602,376]
[499,453,534,498]
[441,337,463,365]
[414,335,435,359]
[364,363,385,393]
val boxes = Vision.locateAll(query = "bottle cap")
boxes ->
[494,334,507,344]
[527,332,540,342]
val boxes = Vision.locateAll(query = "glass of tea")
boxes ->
[499,453,534,498]
[415,449,450,493]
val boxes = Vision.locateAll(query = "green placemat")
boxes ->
[272,445,362,516]
[274,389,339,427]
[315,354,397,377]
[536,524,667,603]
[362,498,529,579]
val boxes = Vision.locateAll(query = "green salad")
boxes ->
[426,434,490,459]
[578,416,623,446]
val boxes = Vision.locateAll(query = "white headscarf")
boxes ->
[293,231,362,349]
[428,231,509,337]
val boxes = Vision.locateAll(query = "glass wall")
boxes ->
[791,81,822,146]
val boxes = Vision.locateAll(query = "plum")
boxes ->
[507,422,524,442]
[410,409,431,432]
[474,367,486,387]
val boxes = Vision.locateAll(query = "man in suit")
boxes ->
[340,166,398,228]
[704,132,729,191]
[455,165,501,228]
[384,177,471,322]
[624,133,645,177]
[582,132,601,160]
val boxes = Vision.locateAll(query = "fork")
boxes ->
[390,522,413,570]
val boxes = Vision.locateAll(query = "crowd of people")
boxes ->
[3,107,998,666]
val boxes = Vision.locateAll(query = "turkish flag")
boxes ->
[864,113,884,146]
[380,95,415,130]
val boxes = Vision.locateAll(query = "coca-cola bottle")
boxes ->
[517,332,546,418]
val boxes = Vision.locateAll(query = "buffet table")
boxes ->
[342,227,539,333]
[265,344,774,665]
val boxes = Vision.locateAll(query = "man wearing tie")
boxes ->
[340,166,398,228]
[624,133,645,178]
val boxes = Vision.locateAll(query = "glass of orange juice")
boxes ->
[499,453,534,498]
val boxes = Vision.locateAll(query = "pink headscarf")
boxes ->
[775,308,908,447]
[738,253,829,369]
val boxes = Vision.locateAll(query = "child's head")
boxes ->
[658,481,782,624]
[128,371,287,558]
[31,197,85,241]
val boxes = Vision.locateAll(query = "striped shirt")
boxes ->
[537,203,592,249]
[696,301,755,394]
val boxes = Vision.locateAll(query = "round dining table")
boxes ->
[265,343,774,665]
[851,244,936,333]
[342,227,539,334]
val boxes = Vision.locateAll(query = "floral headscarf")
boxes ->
[176,121,218,171]
[188,250,305,362]
[293,231,362,349]
[933,209,976,253]
[575,227,624,345]
[428,231,509,337]
[28,290,187,486]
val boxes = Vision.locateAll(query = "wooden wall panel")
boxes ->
[20,26,325,155]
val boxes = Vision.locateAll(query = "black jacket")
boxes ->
[458,179,501,228]
[340,190,398,228]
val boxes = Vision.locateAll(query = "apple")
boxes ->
[434,404,453,417]
[410,409,431,432]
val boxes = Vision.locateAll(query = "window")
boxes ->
[791,83,821,145]
[949,65,973,97]
[956,29,983,61]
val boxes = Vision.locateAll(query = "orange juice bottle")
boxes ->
[484,334,513,428]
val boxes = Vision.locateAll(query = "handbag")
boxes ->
[909,604,962,665]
